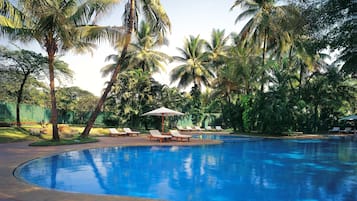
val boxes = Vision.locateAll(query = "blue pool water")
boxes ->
[16,136,357,201]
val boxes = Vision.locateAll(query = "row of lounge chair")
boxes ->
[177,125,223,132]
[108,128,140,137]
[108,128,192,143]
[148,130,192,143]
[328,127,356,134]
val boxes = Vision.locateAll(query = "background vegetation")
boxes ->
[0,0,355,139]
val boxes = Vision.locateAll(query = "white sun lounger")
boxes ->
[328,127,340,134]
[108,128,127,137]
[123,128,140,136]
[148,130,171,143]
[169,130,192,142]
[215,126,223,131]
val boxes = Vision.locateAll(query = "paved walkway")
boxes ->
[0,135,220,201]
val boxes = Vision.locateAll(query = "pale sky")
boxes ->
[2,0,247,96]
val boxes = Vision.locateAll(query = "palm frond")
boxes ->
[78,25,126,48]
[141,0,171,44]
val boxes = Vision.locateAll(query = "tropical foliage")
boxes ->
[56,87,98,125]
[0,0,355,136]
[0,46,72,126]
[81,0,171,137]
[0,0,122,140]
[104,69,188,129]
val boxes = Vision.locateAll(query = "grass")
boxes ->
[29,136,98,146]
[0,126,100,146]
[0,127,37,143]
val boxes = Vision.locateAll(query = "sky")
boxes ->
[2,0,248,96]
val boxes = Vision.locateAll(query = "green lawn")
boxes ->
[0,126,99,145]
[0,127,37,143]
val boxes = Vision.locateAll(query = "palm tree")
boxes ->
[81,0,171,137]
[107,69,152,127]
[231,0,299,91]
[205,29,229,70]
[227,33,262,95]
[126,21,172,73]
[99,20,171,128]
[101,21,172,76]
[170,35,215,125]
[170,35,215,90]
[0,0,121,141]
[303,68,357,131]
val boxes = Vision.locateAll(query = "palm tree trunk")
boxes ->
[260,28,268,92]
[48,50,60,141]
[313,103,319,133]
[287,44,296,95]
[80,0,136,138]
[16,73,28,127]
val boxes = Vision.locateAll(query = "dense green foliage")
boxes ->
[0,46,73,126]
[80,0,171,138]
[56,87,99,124]
[0,0,122,141]
[302,0,356,76]
[0,0,355,135]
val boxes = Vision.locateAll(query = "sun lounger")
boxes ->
[148,130,171,143]
[185,126,194,132]
[169,130,192,142]
[215,126,223,131]
[176,126,193,132]
[123,128,140,136]
[328,127,340,134]
[205,125,214,131]
[193,126,203,131]
[108,128,127,137]
[341,127,353,134]
[177,125,185,131]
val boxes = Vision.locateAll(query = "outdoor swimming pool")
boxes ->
[15,136,357,201]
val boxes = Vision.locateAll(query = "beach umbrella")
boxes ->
[142,107,184,132]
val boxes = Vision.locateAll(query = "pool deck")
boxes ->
[0,135,221,201]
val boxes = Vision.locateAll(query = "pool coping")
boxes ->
[0,135,221,201]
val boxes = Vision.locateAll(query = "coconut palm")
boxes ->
[101,21,171,76]
[170,35,215,91]
[205,29,229,70]
[81,0,171,137]
[231,0,299,91]
[0,0,122,141]
[126,21,172,72]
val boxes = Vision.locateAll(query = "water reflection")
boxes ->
[17,139,357,201]
[50,155,58,188]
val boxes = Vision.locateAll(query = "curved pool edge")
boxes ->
[1,136,221,201]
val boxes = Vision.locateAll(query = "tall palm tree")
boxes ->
[81,0,171,137]
[0,0,121,141]
[101,21,171,76]
[126,21,172,73]
[170,35,215,90]
[229,33,262,95]
[231,0,299,91]
[205,29,229,70]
